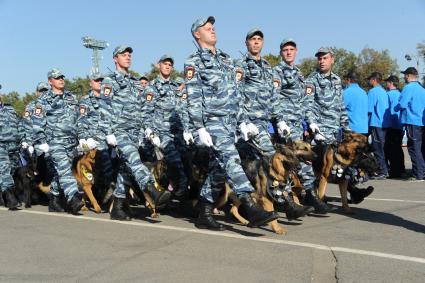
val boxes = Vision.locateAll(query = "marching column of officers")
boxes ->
[1,16,424,230]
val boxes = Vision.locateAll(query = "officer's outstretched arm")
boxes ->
[185,61,204,131]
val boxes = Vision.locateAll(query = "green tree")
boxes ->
[263,53,280,68]
[144,64,183,81]
[356,48,398,89]
[65,77,90,99]
[298,57,316,77]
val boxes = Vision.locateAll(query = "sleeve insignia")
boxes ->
[185,66,195,80]
[146,92,154,102]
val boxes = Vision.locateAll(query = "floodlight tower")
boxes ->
[82,36,109,74]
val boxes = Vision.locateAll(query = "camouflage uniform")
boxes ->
[0,101,21,193]
[77,90,116,187]
[32,89,80,201]
[185,47,253,203]
[274,61,317,191]
[101,70,154,198]
[148,76,188,192]
[305,71,350,142]
[235,53,281,157]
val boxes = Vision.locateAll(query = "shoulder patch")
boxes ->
[305,84,315,96]
[181,92,188,100]
[185,66,195,80]
[273,78,281,88]
[235,68,244,82]
[146,92,154,102]
[34,105,43,117]
[103,84,112,97]
[79,105,87,115]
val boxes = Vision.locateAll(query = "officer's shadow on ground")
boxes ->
[327,199,425,234]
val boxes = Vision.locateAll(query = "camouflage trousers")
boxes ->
[200,118,254,203]
[250,122,275,158]
[48,138,80,201]
[158,132,188,192]
[114,132,154,198]
[0,143,19,192]
[298,161,315,191]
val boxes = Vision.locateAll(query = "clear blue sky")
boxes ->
[0,0,424,95]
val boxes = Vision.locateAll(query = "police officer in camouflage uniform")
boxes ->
[236,29,312,220]
[185,16,278,230]
[31,69,83,214]
[273,39,329,214]
[20,82,50,152]
[77,73,117,205]
[147,55,193,198]
[101,46,171,220]
[0,86,21,209]
[305,47,352,205]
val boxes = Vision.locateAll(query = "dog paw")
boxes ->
[94,206,102,214]
[342,205,354,214]
[151,213,160,218]
[273,227,287,235]
[81,205,89,211]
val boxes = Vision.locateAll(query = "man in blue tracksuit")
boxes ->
[384,75,405,178]
[343,71,368,135]
[397,67,425,181]
[367,72,391,179]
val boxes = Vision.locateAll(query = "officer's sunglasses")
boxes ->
[53,76,65,80]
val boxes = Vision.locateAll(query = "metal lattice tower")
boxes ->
[82,36,109,75]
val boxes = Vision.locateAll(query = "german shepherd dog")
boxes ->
[72,149,102,213]
[13,149,49,208]
[313,132,378,213]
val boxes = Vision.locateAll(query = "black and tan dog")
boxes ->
[312,132,378,213]
[72,149,102,213]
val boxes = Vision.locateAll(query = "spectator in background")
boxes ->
[343,71,368,136]
[367,72,391,179]
[384,75,405,178]
[397,67,425,181]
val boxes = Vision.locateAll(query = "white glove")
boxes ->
[277,121,291,137]
[21,142,29,149]
[106,134,117,147]
[28,146,34,155]
[183,131,194,145]
[151,135,161,147]
[239,122,250,141]
[144,128,153,139]
[78,139,87,150]
[246,123,259,137]
[314,132,326,141]
[198,128,213,147]
[309,123,320,133]
[38,143,50,153]
[86,138,98,150]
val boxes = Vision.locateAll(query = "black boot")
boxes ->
[110,196,131,221]
[4,189,19,210]
[240,194,279,228]
[48,194,64,212]
[304,189,329,214]
[195,201,225,231]
[67,194,83,215]
[145,183,171,210]
[0,192,5,207]
[283,193,314,221]
[348,186,374,204]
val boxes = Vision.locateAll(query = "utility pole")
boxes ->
[82,36,109,75]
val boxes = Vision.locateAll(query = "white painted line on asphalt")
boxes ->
[328,195,425,204]
[2,207,425,264]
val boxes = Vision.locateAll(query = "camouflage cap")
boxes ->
[47,68,65,79]
[315,47,334,57]
[175,77,185,85]
[280,38,296,48]
[246,28,264,40]
[158,54,174,64]
[191,16,215,34]
[139,73,149,81]
[89,73,104,81]
[113,45,133,57]
[36,82,50,92]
